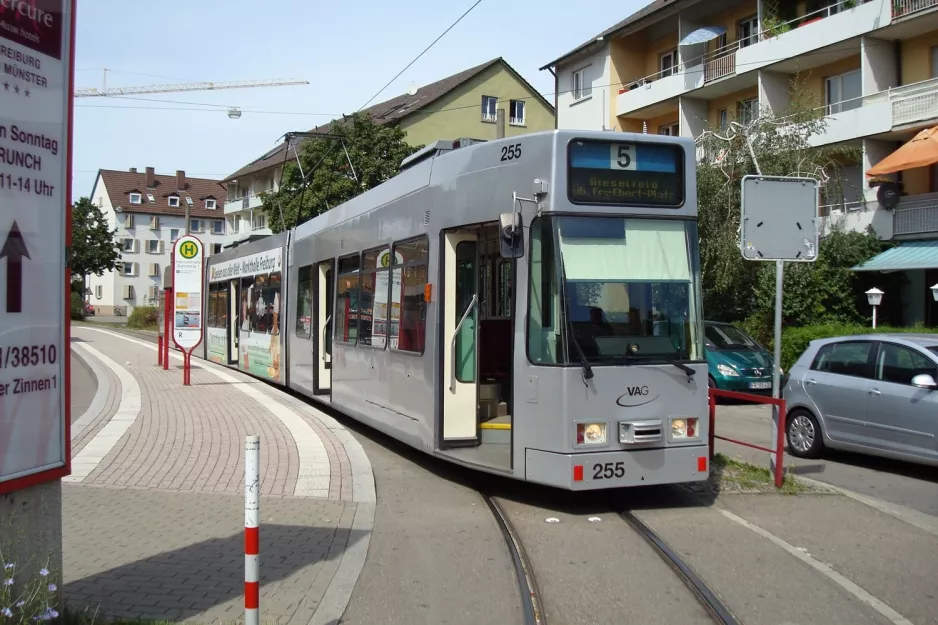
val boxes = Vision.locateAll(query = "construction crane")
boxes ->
[74,77,309,98]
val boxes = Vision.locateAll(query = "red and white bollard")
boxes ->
[245,435,260,625]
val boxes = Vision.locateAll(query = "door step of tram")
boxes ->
[481,417,511,444]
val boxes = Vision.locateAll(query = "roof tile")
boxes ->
[98,169,228,218]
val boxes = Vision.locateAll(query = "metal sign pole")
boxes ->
[770,260,784,477]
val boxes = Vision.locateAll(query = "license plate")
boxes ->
[749,381,771,389]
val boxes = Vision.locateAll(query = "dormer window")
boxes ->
[205,199,217,210]
[129,193,142,204]
[168,196,180,208]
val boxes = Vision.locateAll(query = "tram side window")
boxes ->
[296,265,313,338]
[240,277,254,332]
[335,254,361,344]
[391,237,428,354]
[268,272,282,336]
[252,274,270,333]
[360,246,388,348]
[527,217,565,365]
[216,284,228,329]
[208,285,217,327]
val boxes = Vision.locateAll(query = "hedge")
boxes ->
[127,305,158,330]
[744,322,936,370]
[69,292,85,321]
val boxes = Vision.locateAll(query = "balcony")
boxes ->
[894,193,938,237]
[889,78,938,127]
[617,64,704,117]
[223,193,265,215]
[736,0,890,76]
[703,42,739,84]
[892,0,938,19]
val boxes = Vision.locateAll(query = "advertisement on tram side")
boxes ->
[206,328,226,364]
[210,247,284,383]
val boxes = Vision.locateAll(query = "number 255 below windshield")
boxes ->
[526,215,704,367]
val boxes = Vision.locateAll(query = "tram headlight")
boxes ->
[670,417,699,439]
[576,422,607,445]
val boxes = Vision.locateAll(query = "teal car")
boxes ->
[704,321,778,394]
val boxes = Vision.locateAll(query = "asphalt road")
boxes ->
[714,402,938,517]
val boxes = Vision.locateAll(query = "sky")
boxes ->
[71,0,649,202]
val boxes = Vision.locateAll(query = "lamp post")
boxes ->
[866,287,884,329]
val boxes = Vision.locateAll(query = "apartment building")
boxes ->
[87,167,229,315]
[542,0,938,326]
[221,57,555,245]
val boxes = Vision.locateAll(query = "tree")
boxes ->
[262,113,422,233]
[694,78,863,324]
[70,196,121,294]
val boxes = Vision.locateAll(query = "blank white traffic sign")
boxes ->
[740,175,820,262]
[0,0,75,490]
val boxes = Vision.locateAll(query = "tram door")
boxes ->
[228,279,238,365]
[314,260,334,395]
[441,231,480,446]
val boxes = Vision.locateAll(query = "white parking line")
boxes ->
[720,509,914,625]
[65,342,141,482]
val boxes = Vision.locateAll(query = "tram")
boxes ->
[197,129,711,490]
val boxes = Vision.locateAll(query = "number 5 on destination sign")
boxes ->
[610,144,636,171]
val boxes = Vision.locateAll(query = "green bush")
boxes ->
[127,305,158,330]
[69,292,85,321]
[773,323,935,370]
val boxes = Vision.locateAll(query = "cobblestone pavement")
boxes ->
[65,326,375,624]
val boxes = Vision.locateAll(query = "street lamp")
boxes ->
[866,287,884,328]
[227,107,242,119]
[931,283,938,302]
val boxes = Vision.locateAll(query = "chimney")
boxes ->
[129,167,137,173]
[176,169,185,191]
[145,166,155,188]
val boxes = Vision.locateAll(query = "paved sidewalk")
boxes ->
[65,326,375,625]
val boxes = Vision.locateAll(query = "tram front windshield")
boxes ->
[527,215,704,366]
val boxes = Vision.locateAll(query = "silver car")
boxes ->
[783,333,938,466]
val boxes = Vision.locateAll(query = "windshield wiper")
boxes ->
[629,355,696,380]
[558,256,593,382]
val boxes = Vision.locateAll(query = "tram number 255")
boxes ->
[592,461,625,480]
[500,143,522,161]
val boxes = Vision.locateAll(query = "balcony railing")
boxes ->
[760,0,874,39]
[890,77,938,126]
[704,42,739,83]
[894,193,938,236]
[892,0,938,18]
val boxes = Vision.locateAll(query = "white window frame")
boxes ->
[170,228,180,242]
[94,285,102,299]
[121,238,134,252]
[572,67,592,101]
[212,220,224,234]
[659,50,678,77]
[190,218,201,232]
[122,262,134,276]
[509,99,526,126]
[825,69,861,114]
[481,95,497,123]
[205,198,217,210]
[168,195,180,208]
[129,193,142,204]
[146,239,160,253]
[738,16,759,48]
[738,98,758,125]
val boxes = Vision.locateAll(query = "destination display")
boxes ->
[567,139,683,207]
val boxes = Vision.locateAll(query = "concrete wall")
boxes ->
[398,62,556,145]
[900,30,938,85]
[861,36,897,94]
[555,44,611,131]
[0,481,63,605]
[679,96,708,138]
[758,70,792,115]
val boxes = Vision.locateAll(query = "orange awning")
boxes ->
[866,125,938,177]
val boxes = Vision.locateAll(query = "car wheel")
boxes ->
[708,375,717,389]
[786,408,823,459]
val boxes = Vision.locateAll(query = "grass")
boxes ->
[711,452,811,495]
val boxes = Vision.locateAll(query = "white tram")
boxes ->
[198,130,711,490]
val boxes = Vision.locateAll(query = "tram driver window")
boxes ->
[391,237,429,354]
[335,254,361,344]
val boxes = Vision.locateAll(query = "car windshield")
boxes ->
[705,324,760,350]
[527,215,704,365]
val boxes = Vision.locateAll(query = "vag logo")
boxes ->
[616,385,659,407]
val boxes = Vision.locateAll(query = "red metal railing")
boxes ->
[708,389,786,488]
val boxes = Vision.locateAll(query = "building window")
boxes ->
[212,220,224,234]
[572,67,591,101]
[658,122,679,136]
[738,16,759,47]
[253,214,267,230]
[146,239,160,253]
[212,243,222,255]
[170,228,180,242]
[718,109,729,130]
[122,262,134,276]
[481,95,497,122]
[190,219,201,232]
[122,238,134,252]
[95,285,102,299]
[660,50,678,77]
[509,99,526,126]
[168,196,180,207]
[206,199,216,209]
[738,98,758,125]
[825,70,861,114]
[129,193,142,204]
